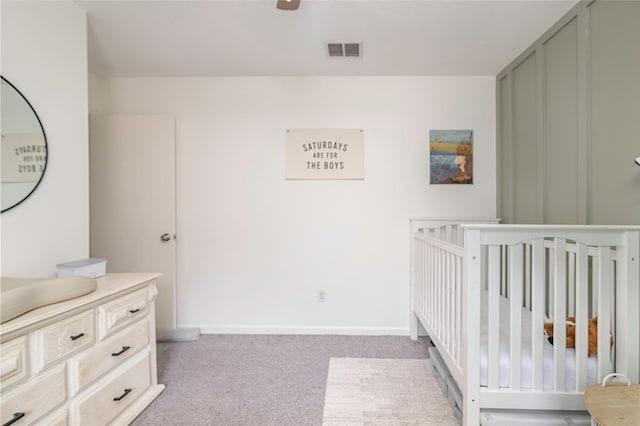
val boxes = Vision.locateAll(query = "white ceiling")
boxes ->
[76,0,578,78]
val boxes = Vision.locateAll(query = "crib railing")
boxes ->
[484,237,615,391]
[413,231,465,383]
[411,223,639,425]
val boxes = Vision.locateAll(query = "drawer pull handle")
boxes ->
[111,346,131,357]
[113,388,132,401]
[70,332,85,341]
[3,412,25,426]
[129,308,141,314]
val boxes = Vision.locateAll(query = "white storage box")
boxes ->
[428,346,451,398]
[57,258,106,278]
[480,411,590,425]
[446,376,463,425]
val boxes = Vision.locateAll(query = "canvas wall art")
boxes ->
[429,130,473,184]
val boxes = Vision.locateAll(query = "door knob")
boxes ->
[160,233,173,242]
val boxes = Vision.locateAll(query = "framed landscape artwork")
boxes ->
[429,130,473,184]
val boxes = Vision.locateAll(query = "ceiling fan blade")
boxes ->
[276,0,301,11]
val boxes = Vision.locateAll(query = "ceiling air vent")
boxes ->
[327,43,344,57]
[326,42,362,58]
[344,43,360,57]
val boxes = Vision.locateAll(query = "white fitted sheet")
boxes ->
[479,290,598,390]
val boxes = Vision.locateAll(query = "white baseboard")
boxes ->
[179,324,410,336]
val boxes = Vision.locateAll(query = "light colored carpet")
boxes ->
[132,335,430,425]
[322,358,458,426]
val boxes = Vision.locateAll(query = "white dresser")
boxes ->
[0,273,165,426]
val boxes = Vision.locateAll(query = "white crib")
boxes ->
[409,218,640,426]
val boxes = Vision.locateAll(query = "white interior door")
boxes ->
[89,114,176,333]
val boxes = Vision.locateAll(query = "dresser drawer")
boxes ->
[35,310,95,371]
[36,408,68,426]
[0,364,66,426]
[0,335,28,392]
[71,319,150,392]
[98,288,148,339]
[73,352,151,426]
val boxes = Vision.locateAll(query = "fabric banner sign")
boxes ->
[285,128,364,179]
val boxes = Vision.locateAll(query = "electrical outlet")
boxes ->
[317,290,326,302]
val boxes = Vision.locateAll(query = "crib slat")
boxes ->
[455,254,462,364]
[415,241,420,314]
[419,241,425,318]
[568,251,576,316]
[428,242,433,327]
[424,241,429,321]
[575,242,589,391]
[423,242,428,317]
[487,245,501,389]
[501,245,507,296]
[592,259,599,318]
[548,245,555,320]
[416,241,420,312]
[524,244,531,309]
[509,243,523,389]
[553,238,567,391]
[437,246,441,342]
[425,240,435,327]
[596,246,612,381]
[424,242,429,320]
[448,251,455,357]
[436,247,442,339]
[530,239,545,391]
[436,249,446,340]
[437,245,441,330]
[446,252,451,355]
[445,250,451,352]
[425,242,430,324]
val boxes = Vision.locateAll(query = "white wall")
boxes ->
[1,1,89,277]
[92,76,496,334]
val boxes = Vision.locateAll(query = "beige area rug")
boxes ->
[322,358,458,425]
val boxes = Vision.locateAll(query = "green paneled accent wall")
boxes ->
[496,0,640,225]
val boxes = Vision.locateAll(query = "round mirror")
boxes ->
[1,76,48,213]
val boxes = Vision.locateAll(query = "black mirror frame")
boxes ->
[1,75,48,213]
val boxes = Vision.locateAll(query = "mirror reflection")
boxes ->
[1,76,48,213]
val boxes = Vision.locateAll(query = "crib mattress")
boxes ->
[479,290,598,390]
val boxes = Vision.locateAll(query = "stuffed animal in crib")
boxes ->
[543,316,612,357]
